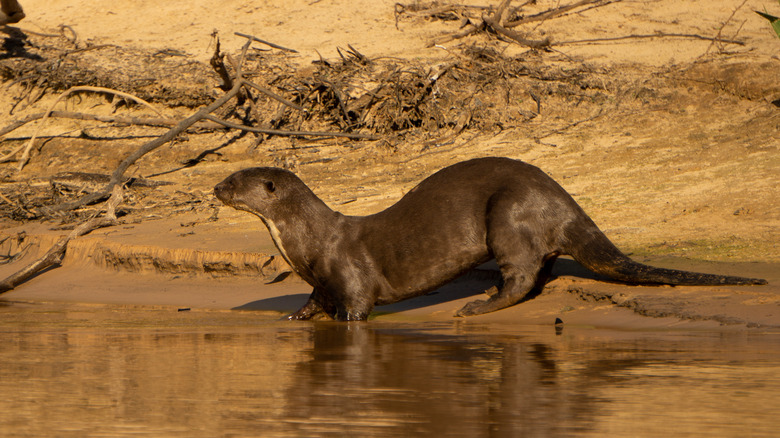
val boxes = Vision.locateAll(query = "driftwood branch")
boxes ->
[504,0,613,27]
[421,0,742,51]
[557,33,746,46]
[429,23,483,47]
[202,114,379,140]
[0,51,371,169]
[483,12,551,48]
[242,78,305,112]
[52,76,247,212]
[427,0,554,48]
[49,41,254,213]
[0,110,225,140]
[234,32,298,53]
[494,0,514,25]
[9,86,166,170]
[0,42,252,293]
[0,106,378,148]
[0,185,123,295]
[703,0,749,55]
[210,35,234,91]
[425,0,616,47]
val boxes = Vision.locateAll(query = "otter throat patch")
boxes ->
[257,214,294,271]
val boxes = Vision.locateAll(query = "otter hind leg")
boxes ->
[455,260,542,317]
[456,222,556,317]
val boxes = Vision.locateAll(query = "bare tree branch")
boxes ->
[0,185,123,295]
[49,41,254,213]
[557,33,745,46]
[234,32,298,53]
[0,110,224,140]
[504,0,614,28]
[10,86,166,170]
[483,12,551,48]
[242,78,305,112]
[202,114,379,139]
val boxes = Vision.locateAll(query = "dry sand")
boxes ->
[1,0,779,329]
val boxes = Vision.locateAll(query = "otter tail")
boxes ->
[565,222,767,286]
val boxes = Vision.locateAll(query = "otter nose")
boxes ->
[213,182,230,203]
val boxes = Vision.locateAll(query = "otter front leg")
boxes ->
[287,285,373,321]
[290,299,371,321]
[325,266,376,321]
[287,288,328,320]
[332,288,374,321]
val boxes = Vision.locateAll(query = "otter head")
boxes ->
[214,167,289,216]
[215,167,316,268]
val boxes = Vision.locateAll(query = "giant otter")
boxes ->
[214,157,766,321]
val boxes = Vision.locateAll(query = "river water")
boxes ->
[1,301,778,437]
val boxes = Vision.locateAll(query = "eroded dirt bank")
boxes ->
[1,0,779,328]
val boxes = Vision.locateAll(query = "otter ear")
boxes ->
[264,180,276,193]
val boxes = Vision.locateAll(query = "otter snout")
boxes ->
[213,180,232,204]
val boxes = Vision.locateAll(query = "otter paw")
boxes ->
[455,299,488,317]
[286,309,318,320]
[335,310,369,321]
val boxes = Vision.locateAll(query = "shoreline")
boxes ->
[2,218,777,331]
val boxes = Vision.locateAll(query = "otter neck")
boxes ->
[263,196,343,277]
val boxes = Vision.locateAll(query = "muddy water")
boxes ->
[1,302,779,437]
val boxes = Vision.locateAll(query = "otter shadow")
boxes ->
[376,257,605,314]
[233,294,311,312]
[233,258,601,315]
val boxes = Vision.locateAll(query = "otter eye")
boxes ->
[264,181,275,192]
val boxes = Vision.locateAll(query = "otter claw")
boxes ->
[455,299,487,317]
